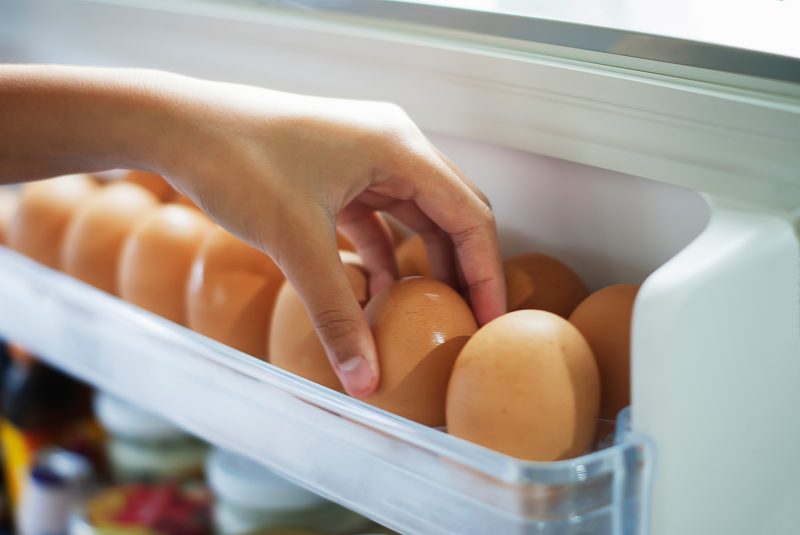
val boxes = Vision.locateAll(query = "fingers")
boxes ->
[336,205,397,296]
[277,212,379,397]
[381,201,458,288]
[341,194,459,288]
[399,148,506,326]
[432,145,492,208]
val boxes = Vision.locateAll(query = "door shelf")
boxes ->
[0,247,651,534]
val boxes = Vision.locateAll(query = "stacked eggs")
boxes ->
[269,232,638,461]
[366,240,638,461]
[3,172,284,359]
[2,173,639,463]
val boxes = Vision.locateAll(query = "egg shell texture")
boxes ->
[569,284,639,420]
[118,205,212,325]
[8,175,99,268]
[187,227,284,358]
[447,309,600,461]
[362,277,477,426]
[504,253,589,318]
[62,183,160,294]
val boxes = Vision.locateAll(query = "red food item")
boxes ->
[88,482,211,535]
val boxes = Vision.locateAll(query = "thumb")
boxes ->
[278,220,379,398]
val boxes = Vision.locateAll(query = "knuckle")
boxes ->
[312,307,359,344]
[452,208,494,250]
[451,224,483,250]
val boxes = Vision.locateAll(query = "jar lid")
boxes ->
[206,448,325,511]
[94,391,189,440]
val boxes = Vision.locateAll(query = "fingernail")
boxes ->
[338,356,377,397]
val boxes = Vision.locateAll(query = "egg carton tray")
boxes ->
[0,246,652,535]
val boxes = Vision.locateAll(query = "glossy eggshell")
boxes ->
[504,253,589,318]
[61,183,160,294]
[118,205,212,325]
[7,175,100,268]
[569,284,639,420]
[395,234,432,278]
[446,309,600,461]
[362,277,477,426]
[0,188,20,245]
[121,170,174,201]
[269,253,368,391]
[187,227,284,358]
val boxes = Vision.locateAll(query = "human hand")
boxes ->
[156,76,505,396]
[0,66,505,397]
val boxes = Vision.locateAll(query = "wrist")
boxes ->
[115,69,195,175]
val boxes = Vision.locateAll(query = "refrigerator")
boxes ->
[1,1,798,533]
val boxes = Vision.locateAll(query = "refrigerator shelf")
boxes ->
[0,246,651,535]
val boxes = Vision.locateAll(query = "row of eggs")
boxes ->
[0,174,637,462]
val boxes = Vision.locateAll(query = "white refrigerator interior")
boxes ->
[1,1,799,534]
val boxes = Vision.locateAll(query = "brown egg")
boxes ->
[0,188,20,245]
[187,227,284,358]
[362,277,477,426]
[118,205,212,324]
[269,252,367,391]
[447,310,600,461]
[61,183,160,294]
[504,253,589,318]
[121,170,174,201]
[7,175,99,268]
[569,284,639,420]
[395,234,432,278]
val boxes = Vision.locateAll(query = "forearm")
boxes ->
[0,65,180,183]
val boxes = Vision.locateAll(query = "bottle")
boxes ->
[18,448,93,535]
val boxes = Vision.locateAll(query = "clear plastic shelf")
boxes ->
[0,247,653,534]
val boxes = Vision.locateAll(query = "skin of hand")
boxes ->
[0,65,506,397]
